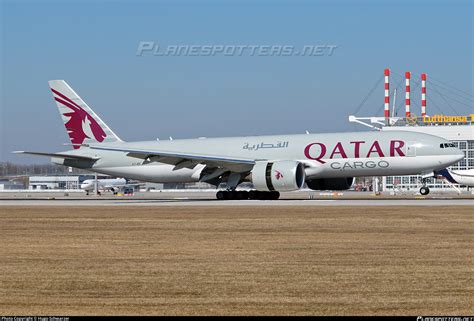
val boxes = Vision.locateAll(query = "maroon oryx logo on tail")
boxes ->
[51,88,107,149]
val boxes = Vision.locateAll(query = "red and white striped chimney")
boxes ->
[405,71,411,118]
[384,68,390,120]
[421,73,427,117]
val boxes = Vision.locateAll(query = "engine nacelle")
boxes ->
[306,177,354,191]
[251,161,306,192]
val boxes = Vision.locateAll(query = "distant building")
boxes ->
[25,175,214,191]
[28,174,109,190]
[29,176,80,190]
[0,179,25,190]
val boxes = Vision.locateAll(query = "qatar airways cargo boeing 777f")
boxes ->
[15,80,464,199]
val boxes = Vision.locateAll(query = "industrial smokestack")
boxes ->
[421,73,427,117]
[384,68,390,121]
[405,72,411,118]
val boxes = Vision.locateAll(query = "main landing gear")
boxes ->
[216,190,280,200]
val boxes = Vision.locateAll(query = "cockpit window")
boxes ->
[440,143,456,148]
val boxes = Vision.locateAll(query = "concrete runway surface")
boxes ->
[0,205,472,315]
[1,190,474,206]
[1,198,474,206]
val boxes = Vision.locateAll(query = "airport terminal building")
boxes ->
[349,69,473,193]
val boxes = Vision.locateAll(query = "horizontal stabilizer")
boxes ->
[13,151,100,161]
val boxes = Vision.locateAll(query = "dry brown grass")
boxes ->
[0,206,472,315]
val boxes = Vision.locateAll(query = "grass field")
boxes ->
[0,206,472,315]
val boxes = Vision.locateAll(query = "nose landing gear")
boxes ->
[419,186,430,195]
[419,177,430,195]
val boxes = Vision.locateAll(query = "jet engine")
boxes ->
[306,177,354,191]
[251,160,306,192]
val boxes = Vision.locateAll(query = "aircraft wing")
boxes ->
[103,185,121,189]
[102,184,144,190]
[13,151,101,161]
[88,145,255,170]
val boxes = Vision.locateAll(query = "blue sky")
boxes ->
[1,0,472,163]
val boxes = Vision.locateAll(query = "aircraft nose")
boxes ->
[454,148,465,162]
[437,145,465,168]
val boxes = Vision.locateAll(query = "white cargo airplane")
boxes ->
[14,80,465,199]
[80,177,133,195]
[435,169,474,189]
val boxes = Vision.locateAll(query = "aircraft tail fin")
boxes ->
[48,80,122,149]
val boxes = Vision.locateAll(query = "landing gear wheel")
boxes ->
[270,191,280,200]
[217,190,279,200]
[420,186,430,195]
[216,190,250,200]
[216,191,225,200]
[236,191,248,200]
[247,190,280,200]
